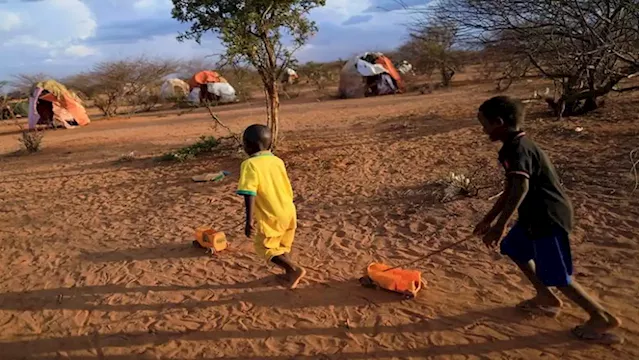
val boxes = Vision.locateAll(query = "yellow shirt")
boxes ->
[236,151,296,238]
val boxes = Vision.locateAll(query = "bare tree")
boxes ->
[428,0,639,118]
[10,73,50,96]
[479,45,532,91]
[410,23,461,86]
[177,58,218,79]
[0,81,14,120]
[172,0,326,148]
[68,58,178,117]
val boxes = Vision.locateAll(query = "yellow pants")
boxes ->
[254,229,295,261]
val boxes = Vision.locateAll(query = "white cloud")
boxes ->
[0,11,21,32]
[313,0,372,23]
[2,0,96,50]
[133,0,156,9]
[133,0,172,11]
[64,45,99,57]
[5,35,51,48]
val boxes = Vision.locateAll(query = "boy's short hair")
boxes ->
[479,96,525,127]
[243,124,271,150]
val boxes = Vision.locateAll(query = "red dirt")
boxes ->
[0,82,637,359]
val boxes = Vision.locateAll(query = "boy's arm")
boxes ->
[237,161,259,238]
[484,182,509,221]
[474,181,508,235]
[243,195,256,238]
[483,175,529,247]
[494,175,529,227]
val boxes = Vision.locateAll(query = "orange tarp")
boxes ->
[40,92,90,127]
[188,70,227,89]
[375,56,405,92]
[366,262,422,297]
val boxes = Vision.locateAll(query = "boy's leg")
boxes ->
[514,260,563,309]
[533,229,622,344]
[501,224,562,316]
[557,281,622,344]
[262,228,305,289]
[278,228,305,289]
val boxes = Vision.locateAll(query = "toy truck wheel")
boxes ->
[359,276,376,288]
[192,240,203,248]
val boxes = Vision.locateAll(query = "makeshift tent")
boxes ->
[160,78,190,99]
[281,67,299,84]
[397,60,414,75]
[187,70,237,104]
[28,80,90,129]
[338,52,405,99]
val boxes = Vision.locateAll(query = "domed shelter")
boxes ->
[160,78,190,99]
[339,52,405,99]
[281,67,299,84]
[187,70,237,104]
[28,80,90,129]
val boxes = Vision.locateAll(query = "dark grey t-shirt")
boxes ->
[498,131,574,237]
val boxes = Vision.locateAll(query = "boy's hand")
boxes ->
[244,222,255,238]
[482,224,505,248]
[473,218,492,236]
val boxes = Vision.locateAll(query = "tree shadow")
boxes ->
[0,277,402,313]
[0,304,581,359]
[77,242,206,263]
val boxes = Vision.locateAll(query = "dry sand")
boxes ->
[0,83,637,359]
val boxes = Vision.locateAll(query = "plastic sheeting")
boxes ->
[206,82,237,103]
[338,52,404,99]
[188,88,201,104]
[160,78,190,99]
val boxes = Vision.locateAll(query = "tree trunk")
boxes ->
[266,80,280,149]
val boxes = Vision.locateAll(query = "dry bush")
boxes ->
[217,63,261,102]
[177,58,218,79]
[0,81,12,121]
[10,73,50,96]
[66,58,178,117]
[397,23,465,86]
[431,0,639,118]
[298,61,341,96]
[18,128,44,153]
[478,48,532,91]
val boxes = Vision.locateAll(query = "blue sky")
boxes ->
[0,0,428,81]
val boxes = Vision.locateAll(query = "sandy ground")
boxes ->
[0,83,637,359]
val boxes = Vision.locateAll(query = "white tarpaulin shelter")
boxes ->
[339,52,404,98]
[206,82,237,103]
[397,61,414,75]
[160,79,190,99]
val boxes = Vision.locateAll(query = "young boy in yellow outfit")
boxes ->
[236,124,306,289]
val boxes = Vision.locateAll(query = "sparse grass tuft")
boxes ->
[116,151,137,163]
[439,172,478,202]
[158,136,219,162]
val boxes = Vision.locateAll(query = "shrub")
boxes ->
[159,136,219,162]
[19,129,44,153]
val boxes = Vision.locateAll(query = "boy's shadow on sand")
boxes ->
[0,277,584,359]
[0,301,580,359]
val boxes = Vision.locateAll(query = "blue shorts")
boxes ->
[500,223,573,287]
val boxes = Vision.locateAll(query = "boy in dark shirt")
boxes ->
[473,96,622,344]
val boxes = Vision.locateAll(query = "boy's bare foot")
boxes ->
[516,296,562,318]
[289,267,306,289]
[572,311,623,345]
